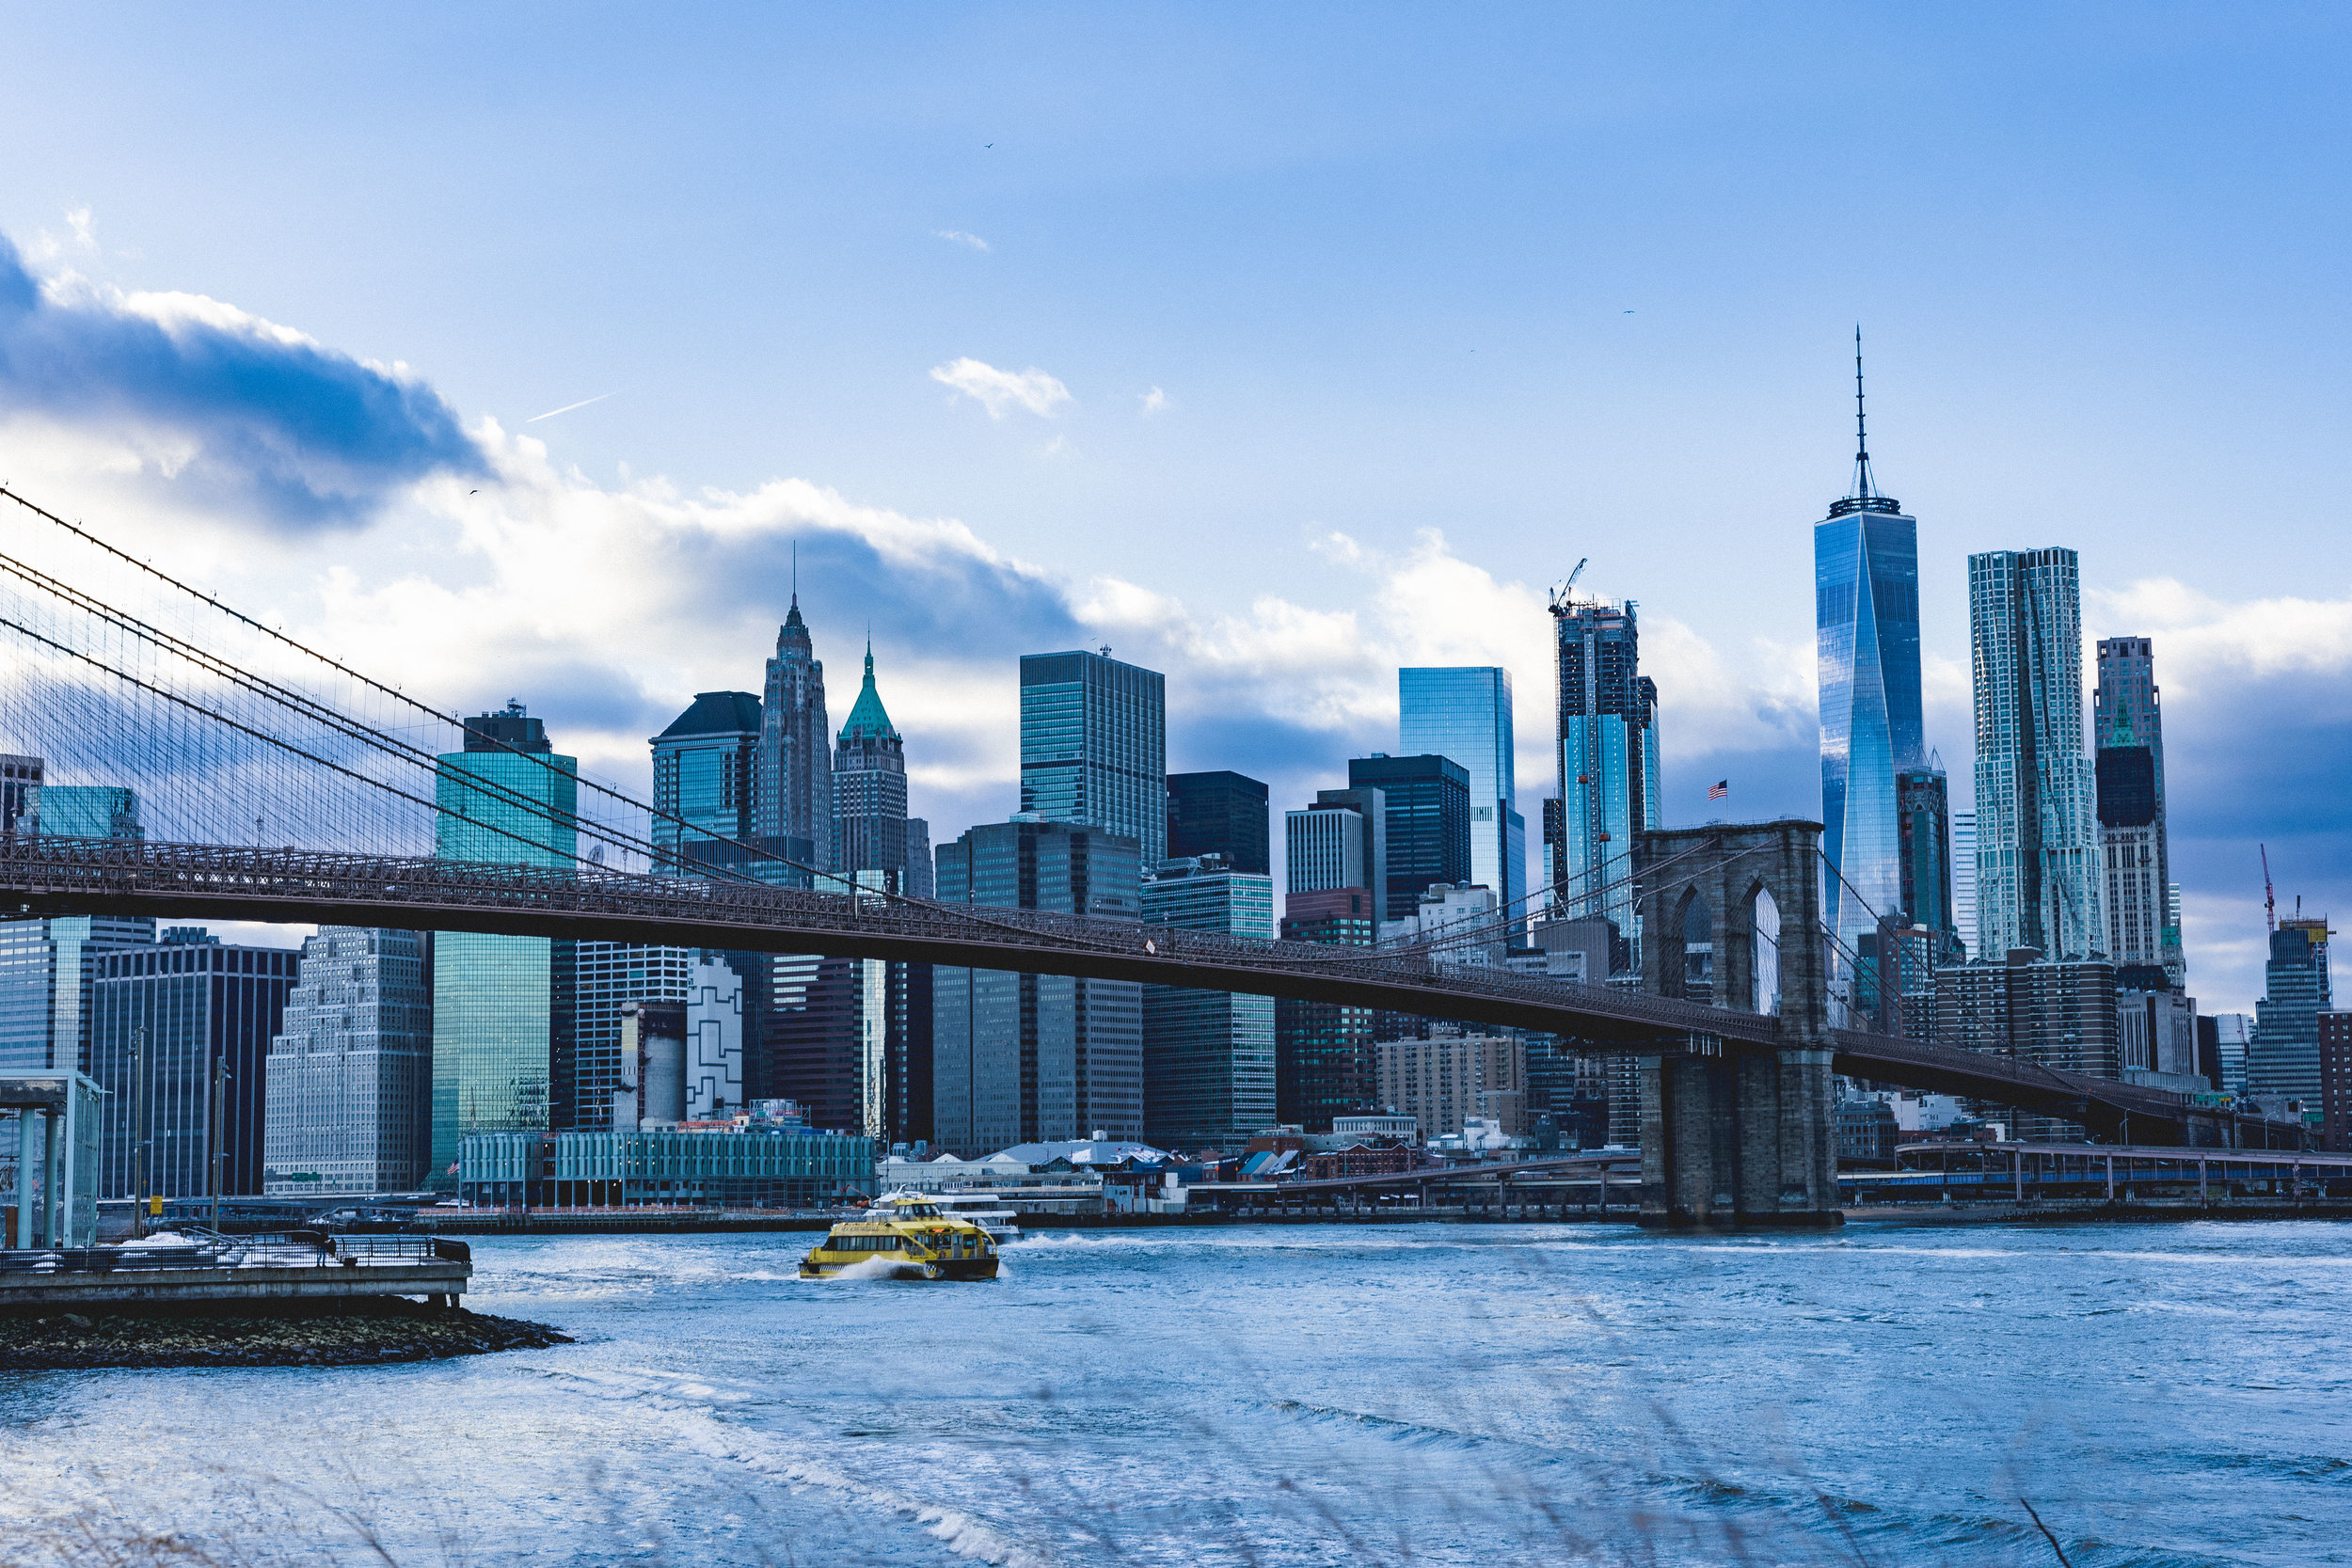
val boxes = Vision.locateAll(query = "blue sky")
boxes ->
[1,4,2346,1009]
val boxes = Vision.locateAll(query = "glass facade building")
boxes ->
[2249,919,2333,1102]
[1815,487,1924,949]
[1019,650,1167,868]
[1399,667,1525,930]
[2094,637,2181,989]
[1547,596,1659,958]
[430,705,578,1180]
[932,821,1143,1156]
[1141,856,1276,1150]
[1284,800,1372,903]
[262,927,431,1196]
[1166,770,1270,876]
[89,934,298,1197]
[1969,549,2105,960]
[1346,754,1470,923]
[1276,889,1376,1132]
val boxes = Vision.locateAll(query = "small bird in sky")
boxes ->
[985,142,993,148]
[1624,309,1635,313]
[469,489,478,495]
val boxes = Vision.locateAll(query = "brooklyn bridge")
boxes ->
[0,485,2301,1228]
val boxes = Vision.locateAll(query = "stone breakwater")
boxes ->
[0,1299,573,1370]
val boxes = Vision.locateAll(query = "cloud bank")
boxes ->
[0,235,480,526]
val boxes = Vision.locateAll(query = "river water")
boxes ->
[0,1220,2346,1566]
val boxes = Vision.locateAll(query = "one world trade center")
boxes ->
[1816,333,1924,956]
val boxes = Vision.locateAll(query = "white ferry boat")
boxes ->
[921,1190,1023,1244]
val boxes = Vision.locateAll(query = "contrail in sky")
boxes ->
[526,390,618,422]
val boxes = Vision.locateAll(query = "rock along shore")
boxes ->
[0,1298,572,1370]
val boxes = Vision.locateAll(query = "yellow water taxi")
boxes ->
[799,1192,1001,1280]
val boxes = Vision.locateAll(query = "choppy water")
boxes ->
[1,1220,2347,1565]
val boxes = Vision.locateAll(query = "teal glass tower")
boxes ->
[1141,856,1276,1149]
[1399,667,1523,927]
[1019,650,1167,868]
[430,703,578,1180]
[1816,334,1924,951]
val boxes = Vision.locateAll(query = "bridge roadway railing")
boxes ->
[0,837,1762,1045]
[4,839,2298,1141]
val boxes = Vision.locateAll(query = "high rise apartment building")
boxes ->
[1949,812,1979,959]
[1968,548,2105,960]
[1141,856,1276,1149]
[1019,650,1167,867]
[431,705,577,1178]
[1933,949,2120,1139]
[1347,754,1470,923]
[758,597,831,873]
[1166,771,1270,875]
[2093,637,2182,989]
[1375,1033,1526,1141]
[1815,378,1926,949]
[1548,593,1659,958]
[90,932,298,1197]
[262,927,432,1195]
[932,820,1144,1155]
[1399,668,1525,929]
[2249,918,2333,1102]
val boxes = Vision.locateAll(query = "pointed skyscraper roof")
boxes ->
[1831,325,1902,517]
[838,639,898,741]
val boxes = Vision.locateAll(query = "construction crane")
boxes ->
[1549,557,1588,612]
[2261,843,2277,933]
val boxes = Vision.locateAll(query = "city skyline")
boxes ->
[0,12,2345,1015]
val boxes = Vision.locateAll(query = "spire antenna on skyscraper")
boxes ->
[1831,326,1899,516]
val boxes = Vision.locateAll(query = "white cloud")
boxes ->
[929,357,1072,420]
[2088,578,2352,689]
[1139,386,1169,416]
[932,230,991,252]
[65,207,95,249]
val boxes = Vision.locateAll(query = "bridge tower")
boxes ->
[1635,818,1840,1228]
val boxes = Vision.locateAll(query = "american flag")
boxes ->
[1708,779,1729,800]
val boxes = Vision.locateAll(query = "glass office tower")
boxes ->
[1815,445,1924,950]
[430,704,578,1180]
[1166,770,1270,875]
[1346,754,1470,922]
[1399,667,1524,928]
[1142,856,1277,1150]
[1019,649,1167,868]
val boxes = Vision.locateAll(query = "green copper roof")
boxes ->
[838,641,898,741]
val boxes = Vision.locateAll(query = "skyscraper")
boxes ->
[2249,917,2333,1103]
[1815,346,1926,948]
[1142,855,1276,1149]
[932,820,1143,1155]
[430,704,578,1179]
[2094,637,2182,990]
[1019,649,1167,867]
[1285,799,1375,906]
[1968,548,2105,960]
[1548,591,1660,958]
[1347,754,1470,921]
[1400,667,1525,929]
[1950,811,1979,958]
[1277,888,1376,1132]
[0,778,151,1075]
[833,641,909,876]
[758,596,831,874]
[90,931,298,1197]
[1895,766,1958,944]
[262,927,432,1195]
[647,690,775,1113]
[1166,771,1270,875]
[652,690,764,876]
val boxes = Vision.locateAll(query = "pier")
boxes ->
[0,1232,471,1310]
